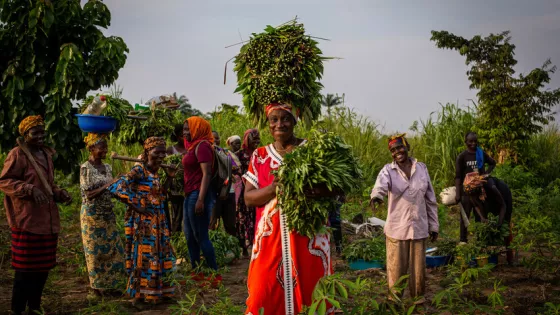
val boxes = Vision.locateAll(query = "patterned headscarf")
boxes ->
[19,115,45,136]
[388,133,410,150]
[143,136,166,151]
[84,133,108,149]
[226,135,241,146]
[242,129,260,152]
[184,116,214,151]
[265,103,299,120]
[463,172,488,201]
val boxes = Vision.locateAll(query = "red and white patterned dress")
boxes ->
[243,144,332,315]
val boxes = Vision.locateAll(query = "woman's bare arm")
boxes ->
[244,180,277,207]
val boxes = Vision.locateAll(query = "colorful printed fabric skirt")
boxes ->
[80,205,126,290]
[11,228,58,272]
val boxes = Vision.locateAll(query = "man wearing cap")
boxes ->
[370,134,438,303]
[0,115,72,315]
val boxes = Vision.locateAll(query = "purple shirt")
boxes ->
[370,159,439,240]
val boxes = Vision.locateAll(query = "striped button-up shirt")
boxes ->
[370,159,439,241]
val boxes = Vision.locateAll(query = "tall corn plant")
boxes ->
[411,103,477,190]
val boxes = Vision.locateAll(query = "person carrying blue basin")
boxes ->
[370,134,439,304]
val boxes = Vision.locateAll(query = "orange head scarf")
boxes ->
[184,116,214,151]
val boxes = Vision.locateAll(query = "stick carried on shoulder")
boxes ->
[110,152,178,170]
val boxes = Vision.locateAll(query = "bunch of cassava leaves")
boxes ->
[275,130,362,237]
[233,19,327,127]
[117,107,181,145]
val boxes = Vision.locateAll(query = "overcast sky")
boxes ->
[101,0,560,133]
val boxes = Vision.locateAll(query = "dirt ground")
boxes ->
[0,221,559,314]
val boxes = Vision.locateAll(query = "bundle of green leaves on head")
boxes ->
[233,19,328,127]
[275,130,362,237]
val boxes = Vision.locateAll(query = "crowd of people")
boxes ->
[0,109,513,314]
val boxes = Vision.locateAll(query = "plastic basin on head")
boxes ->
[75,114,117,133]
[488,254,499,265]
[348,259,385,270]
[426,255,452,268]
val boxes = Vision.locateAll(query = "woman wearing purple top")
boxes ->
[370,134,439,303]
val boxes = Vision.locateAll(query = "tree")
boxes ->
[321,93,343,117]
[0,0,128,172]
[431,30,560,163]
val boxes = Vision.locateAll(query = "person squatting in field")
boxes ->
[108,136,176,308]
[370,134,439,303]
[182,116,222,285]
[243,103,333,315]
[0,115,73,315]
[455,132,507,242]
[79,133,125,297]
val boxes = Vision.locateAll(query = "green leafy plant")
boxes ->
[305,274,415,315]
[432,238,458,257]
[233,19,328,127]
[472,213,510,247]
[275,130,362,237]
[342,237,386,262]
[209,229,242,267]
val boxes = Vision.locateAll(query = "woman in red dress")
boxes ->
[243,104,333,315]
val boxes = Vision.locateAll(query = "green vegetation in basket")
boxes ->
[432,238,458,256]
[117,107,182,145]
[80,94,133,124]
[342,237,386,262]
[275,130,362,237]
[233,19,328,127]
[209,230,242,266]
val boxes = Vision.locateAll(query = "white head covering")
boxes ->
[226,135,241,146]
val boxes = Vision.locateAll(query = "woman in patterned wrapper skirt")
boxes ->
[79,133,125,297]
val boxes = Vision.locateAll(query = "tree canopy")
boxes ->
[0,0,128,171]
[431,30,560,162]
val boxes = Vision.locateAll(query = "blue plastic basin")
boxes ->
[75,114,117,133]
[426,255,452,268]
[348,259,385,270]
[488,254,498,265]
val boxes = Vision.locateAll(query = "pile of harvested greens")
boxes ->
[117,107,181,145]
[233,20,327,127]
[275,130,362,237]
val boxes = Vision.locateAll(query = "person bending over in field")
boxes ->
[243,104,334,314]
[79,133,125,297]
[370,134,438,303]
[454,132,505,242]
[0,115,72,315]
[108,137,176,308]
